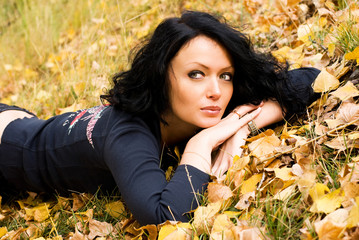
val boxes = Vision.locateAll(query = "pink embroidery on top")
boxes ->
[67,110,87,134]
[86,105,108,148]
[64,105,108,148]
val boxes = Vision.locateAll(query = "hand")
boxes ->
[211,126,250,178]
[180,105,262,175]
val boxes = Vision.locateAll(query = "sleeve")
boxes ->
[103,122,210,225]
[284,67,321,117]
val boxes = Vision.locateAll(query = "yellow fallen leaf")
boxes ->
[240,173,263,195]
[161,227,192,240]
[274,167,295,181]
[273,185,297,201]
[347,196,359,228]
[0,227,7,238]
[158,224,177,240]
[210,214,235,240]
[24,203,50,222]
[105,201,125,219]
[193,201,222,235]
[271,45,304,65]
[345,46,359,65]
[297,24,317,46]
[330,81,359,101]
[312,68,340,93]
[309,183,330,202]
[223,211,241,218]
[328,43,336,57]
[158,222,193,240]
[310,188,344,213]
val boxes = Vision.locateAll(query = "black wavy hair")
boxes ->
[101,11,299,122]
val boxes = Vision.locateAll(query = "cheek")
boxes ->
[224,86,234,105]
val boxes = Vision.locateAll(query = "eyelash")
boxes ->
[188,71,233,81]
[220,72,233,81]
[188,70,204,79]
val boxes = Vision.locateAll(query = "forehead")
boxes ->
[171,35,233,66]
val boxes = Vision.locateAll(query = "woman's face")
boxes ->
[167,35,234,130]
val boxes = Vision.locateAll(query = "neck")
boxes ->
[160,114,199,146]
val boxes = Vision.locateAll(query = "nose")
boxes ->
[206,77,221,100]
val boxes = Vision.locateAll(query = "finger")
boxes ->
[230,103,262,120]
[234,107,261,127]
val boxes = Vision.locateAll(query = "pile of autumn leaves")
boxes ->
[1,0,359,239]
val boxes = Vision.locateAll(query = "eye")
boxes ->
[188,70,204,79]
[220,72,233,81]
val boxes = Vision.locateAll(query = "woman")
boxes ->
[0,11,319,225]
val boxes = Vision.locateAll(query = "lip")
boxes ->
[200,106,222,115]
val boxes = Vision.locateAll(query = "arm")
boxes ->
[213,67,321,174]
[104,120,212,225]
[180,107,262,177]
[212,100,283,176]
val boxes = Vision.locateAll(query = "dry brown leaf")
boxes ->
[248,134,281,160]
[337,102,359,126]
[133,224,158,240]
[232,169,246,190]
[88,218,114,240]
[291,163,304,177]
[192,201,222,235]
[70,227,87,240]
[231,222,264,240]
[325,135,359,151]
[331,81,359,101]
[314,123,329,136]
[339,162,359,186]
[342,182,359,208]
[235,191,255,210]
[207,182,234,203]
[314,209,348,239]
[297,169,317,197]
[72,193,92,212]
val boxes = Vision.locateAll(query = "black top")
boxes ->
[0,67,320,225]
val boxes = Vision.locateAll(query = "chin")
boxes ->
[197,119,221,129]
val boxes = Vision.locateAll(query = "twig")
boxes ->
[257,117,359,165]
[185,165,200,207]
[167,206,176,222]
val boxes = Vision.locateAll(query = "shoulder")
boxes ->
[102,106,161,149]
[287,67,320,84]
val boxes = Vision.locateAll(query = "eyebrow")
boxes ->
[186,62,234,71]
